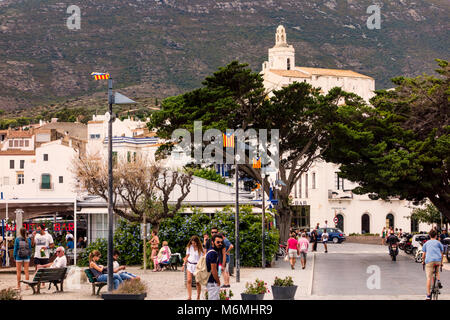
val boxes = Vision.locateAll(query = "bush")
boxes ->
[116,278,147,294]
[77,238,108,267]
[243,279,269,294]
[114,219,142,265]
[77,219,143,267]
[0,287,22,300]
[273,276,294,287]
[158,205,279,267]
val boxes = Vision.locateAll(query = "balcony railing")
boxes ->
[40,182,54,190]
[328,189,353,200]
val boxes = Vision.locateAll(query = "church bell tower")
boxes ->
[264,25,295,71]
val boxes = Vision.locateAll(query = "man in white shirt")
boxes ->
[37,247,67,269]
[32,224,55,272]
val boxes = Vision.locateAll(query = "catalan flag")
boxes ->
[252,157,261,169]
[91,72,110,80]
[223,132,235,148]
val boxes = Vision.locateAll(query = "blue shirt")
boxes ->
[422,239,444,264]
[13,237,32,260]
[223,238,232,263]
[67,240,74,249]
[206,249,219,284]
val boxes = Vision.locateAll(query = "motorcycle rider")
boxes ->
[386,230,399,260]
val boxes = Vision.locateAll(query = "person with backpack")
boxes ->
[194,234,223,300]
[13,227,32,291]
[298,233,309,269]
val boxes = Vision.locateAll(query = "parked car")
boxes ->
[411,234,430,256]
[309,228,346,243]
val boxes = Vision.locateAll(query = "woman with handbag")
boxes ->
[182,236,204,300]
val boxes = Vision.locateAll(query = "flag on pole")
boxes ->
[223,132,235,148]
[252,157,261,168]
[91,72,110,80]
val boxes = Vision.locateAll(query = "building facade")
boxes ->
[261,26,427,234]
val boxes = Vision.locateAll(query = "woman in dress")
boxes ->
[182,235,204,300]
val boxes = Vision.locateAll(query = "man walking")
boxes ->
[206,234,223,300]
[422,229,444,300]
[311,227,318,252]
[32,224,54,272]
[218,232,233,288]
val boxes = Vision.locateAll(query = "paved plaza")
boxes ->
[0,242,448,300]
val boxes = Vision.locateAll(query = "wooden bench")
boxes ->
[21,267,67,294]
[84,269,107,295]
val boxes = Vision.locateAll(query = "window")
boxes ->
[9,160,14,169]
[41,174,51,189]
[305,174,308,198]
[112,152,118,166]
[20,160,25,169]
[14,140,18,147]
[25,140,29,147]
[335,172,344,190]
[9,140,13,147]
[133,152,137,162]
[19,140,24,147]
[43,154,48,161]
[312,172,316,189]
[90,134,101,139]
[17,173,24,185]
[59,176,63,183]
[127,151,131,163]
[287,58,291,70]
[298,175,302,198]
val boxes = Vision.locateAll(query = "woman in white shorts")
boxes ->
[182,235,204,300]
[287,232,299,269]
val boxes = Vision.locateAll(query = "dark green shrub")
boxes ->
[113,219,142,265]
[77,238,107,267]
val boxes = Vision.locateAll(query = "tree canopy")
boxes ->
[149,61,359,241]
[324,59,449,219]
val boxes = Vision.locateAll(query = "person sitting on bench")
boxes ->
[113,250,140,281]
[156,241,171,271]
[37,247,67,270]
[89,250,123,290]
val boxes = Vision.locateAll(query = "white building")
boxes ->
[261,26,426,234]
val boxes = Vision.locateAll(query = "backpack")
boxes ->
[194,249,216,286]
[18,237,31,259]
[300,240,308,252]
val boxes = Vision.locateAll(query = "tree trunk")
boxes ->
[430,195,450,222]
[278,206,292,244]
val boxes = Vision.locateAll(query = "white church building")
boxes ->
[260,26,427,235]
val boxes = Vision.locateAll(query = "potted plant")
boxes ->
[102,278,147,300]
[204,289,234,300]
[271,276,297,300]
[241,279,269,300]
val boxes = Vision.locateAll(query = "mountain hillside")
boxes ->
[0,0,449,111]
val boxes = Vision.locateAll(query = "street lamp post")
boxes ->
[261,172,265,269]
[107,78,114,292]
[92,72,136,292]
[235,162,240,283]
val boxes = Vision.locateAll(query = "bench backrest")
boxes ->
[33,267,67,282]
[84,269,97,283]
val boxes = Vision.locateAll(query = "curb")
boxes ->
[308,252,315,296]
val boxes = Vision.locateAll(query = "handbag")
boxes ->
[284,255,289,262]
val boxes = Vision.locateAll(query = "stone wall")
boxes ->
[346,236,383,245]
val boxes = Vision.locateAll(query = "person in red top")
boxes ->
[287,232,299,270]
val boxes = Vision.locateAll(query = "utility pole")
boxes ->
[261,172,265,269]
[235,162,240,283]
[107,78,114,292]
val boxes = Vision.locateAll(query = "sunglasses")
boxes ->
[216,241,223,244]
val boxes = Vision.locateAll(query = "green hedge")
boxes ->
[158,205,279,267]
[77,219,142,267]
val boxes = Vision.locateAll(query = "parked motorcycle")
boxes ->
[402,233,414,254]
[389,243,399,261]
[414,240,427,263]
